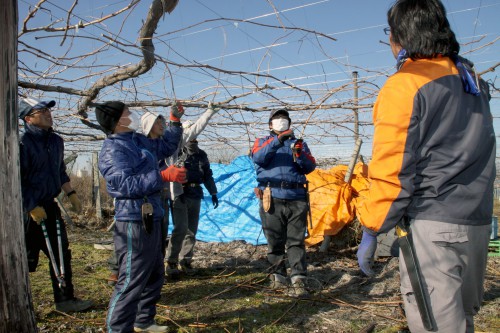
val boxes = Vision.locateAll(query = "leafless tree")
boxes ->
[16,0,499,163]
[1,0,37,331]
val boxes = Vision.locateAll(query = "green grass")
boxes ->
[28,226,500,333]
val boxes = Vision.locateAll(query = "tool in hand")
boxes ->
[41,220,66,290]
[290,138,303,162]
[396,220,435,331]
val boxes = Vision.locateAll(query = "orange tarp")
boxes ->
[305,162,369,246]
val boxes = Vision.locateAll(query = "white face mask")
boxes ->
[271,118,289,132]
[127,110,141,131]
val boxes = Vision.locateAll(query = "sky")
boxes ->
[17,0,500,170]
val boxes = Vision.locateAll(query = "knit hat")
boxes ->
[94,101,125,134]
[19,98,56,120]
[141,111,160,136]
[269,109,291,124]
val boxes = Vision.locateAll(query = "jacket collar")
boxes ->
[25,123,53,138]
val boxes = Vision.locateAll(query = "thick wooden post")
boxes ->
[93,152,102,219]
[0,0,38,331]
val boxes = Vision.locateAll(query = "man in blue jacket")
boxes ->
[251,109,316,298]
[95,101,186,333]
[19,97,93,313]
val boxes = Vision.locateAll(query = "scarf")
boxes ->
[396,49,480,96]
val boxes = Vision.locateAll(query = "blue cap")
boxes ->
[19,98,56,120]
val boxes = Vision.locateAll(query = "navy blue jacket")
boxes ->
[20,124,70,213]
[98,126,182,221]
[252,132,316,200]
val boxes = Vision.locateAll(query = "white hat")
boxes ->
[141,111,160,136]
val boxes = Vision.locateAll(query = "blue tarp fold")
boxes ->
[169,155,266,245]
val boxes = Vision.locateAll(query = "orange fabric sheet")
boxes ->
[305,162,369,246]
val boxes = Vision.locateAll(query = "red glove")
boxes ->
[170,101,184,122]
[277,129,293,143]
[160,165,187,183]
[292,140,303,157]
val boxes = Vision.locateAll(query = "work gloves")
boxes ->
[161,165,187,183]
[291,140,303,158]
[211,194,219,209]
[170,101,184,122]
[357,229,377,277]
[277,129,293,143]
[68,192,82,213]
[208,101,221,113]
[30,206,47,224]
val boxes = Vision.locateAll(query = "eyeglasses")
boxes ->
[29,108,51,116]
[383,27,391,35]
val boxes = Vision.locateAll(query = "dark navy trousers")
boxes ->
[261,198,308,278]
[25,201,75,303]
[106,219,164,332]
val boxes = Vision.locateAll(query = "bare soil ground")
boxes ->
[30,219,500,333]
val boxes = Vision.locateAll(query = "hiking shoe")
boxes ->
[179,261,197,276]
[166,262,181,281]
[270,273,288,290]
[288,277,310,299]
[134,322,168,332]
[107,273,118,286]
[55,298,93,313]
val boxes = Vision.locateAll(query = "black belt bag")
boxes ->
[184,183,201,188]
[259,181,306,189]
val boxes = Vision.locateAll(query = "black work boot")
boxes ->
[179,260,197,276]
[55,297,93,313]
[165,262,181,281]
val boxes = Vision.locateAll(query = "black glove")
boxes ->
[211,194,219,209]
[277,129,293,143]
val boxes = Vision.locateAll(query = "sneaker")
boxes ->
[179,261,197,276]
[269,273,288,290]
[134,322,168,332]
[55,298,93,313]
[288,277,310,299]
[107,273,118,286]
[166,262,180,281]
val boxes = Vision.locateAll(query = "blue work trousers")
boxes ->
[106,219,164,333]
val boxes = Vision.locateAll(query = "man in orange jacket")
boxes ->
[356,1,495,332]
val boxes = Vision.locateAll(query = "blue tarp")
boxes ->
[168,155,266,245]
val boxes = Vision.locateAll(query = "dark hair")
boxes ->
[388,0,459,59]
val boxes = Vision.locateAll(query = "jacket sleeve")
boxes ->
[251,136,281,166]
[57,137,71,186]
[201,153,217,195]
[295,141,316,175]
[356,75,416,234]
[98,142,164,199]
[181,107,217,148]
[150,124,183,160]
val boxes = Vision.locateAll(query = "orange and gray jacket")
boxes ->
[357,56,496,234]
